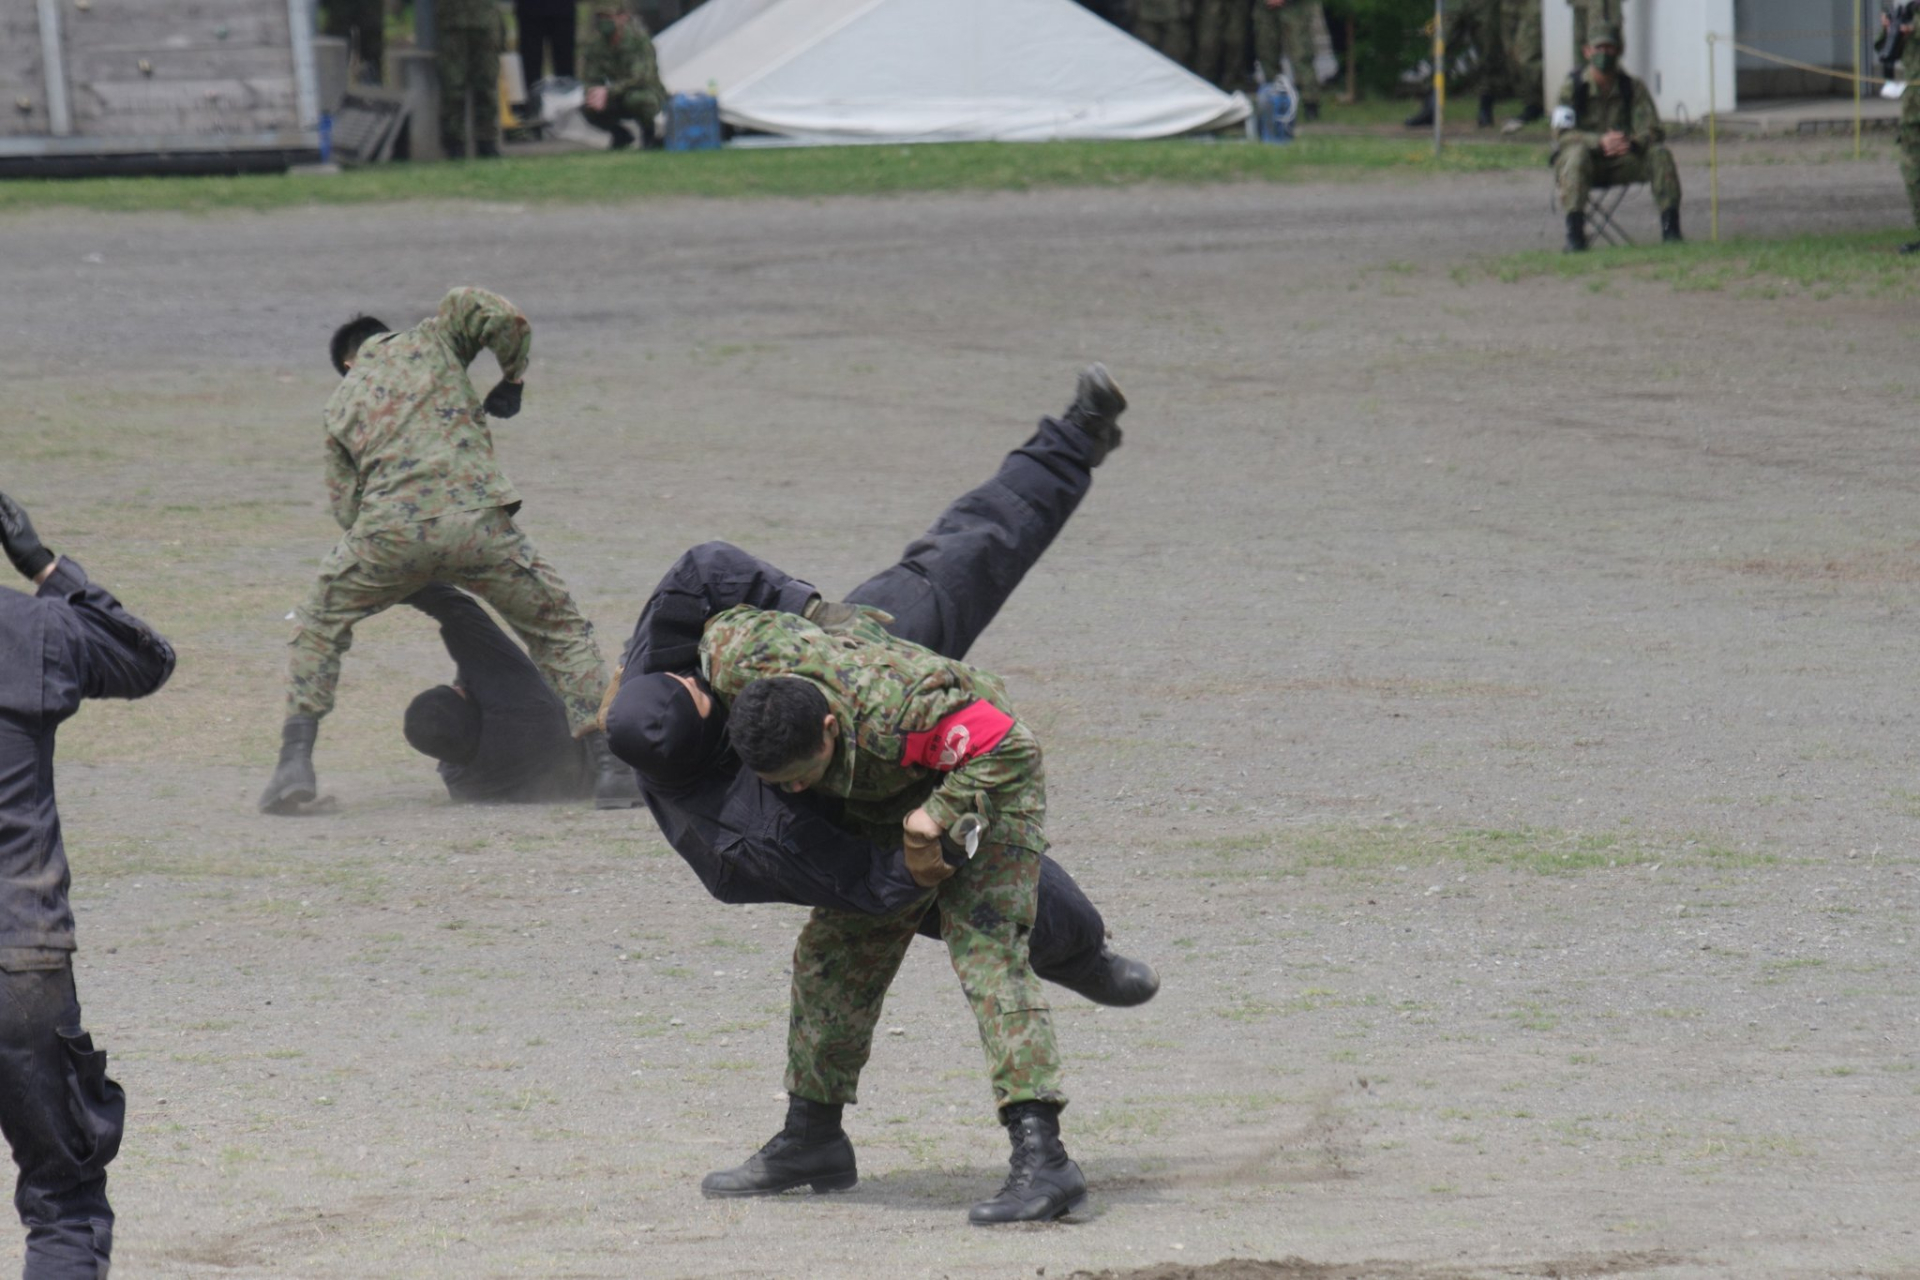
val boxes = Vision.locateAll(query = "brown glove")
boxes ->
[903,809,956,888]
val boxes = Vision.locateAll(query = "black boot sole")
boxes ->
[969,1190,1088,1225]
[701,1169,857,1198]
[259,785,316,816]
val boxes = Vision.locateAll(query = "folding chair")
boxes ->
[1583,182,1645,247]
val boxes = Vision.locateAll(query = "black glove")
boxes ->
[0,492,54,581]
[483,379,523,419]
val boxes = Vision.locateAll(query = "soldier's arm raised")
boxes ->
[437,287,533,383]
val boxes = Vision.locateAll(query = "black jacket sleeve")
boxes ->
[621,541,819,675]
[37,557,176,703]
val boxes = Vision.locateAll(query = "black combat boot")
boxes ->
[1564,211,1588,253]
[1404,91,1435,128]
[1660,207,1684,243]
[258,715,318,815]
[1517,101,1544,124]
[1061,363,1128,466]
[474,140,501,159]
[969,1101,1087,1226]
[1902,240,1920,255]
[1302,100,1320,123]
[583,729,642,809]
[1476,92,1495,129]
[1055,945,1161,1008]
[607,122,636,151]
[701,1095,858,1197]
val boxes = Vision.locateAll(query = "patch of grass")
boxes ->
[0,136,1548,216]
[1483,229,1920,299]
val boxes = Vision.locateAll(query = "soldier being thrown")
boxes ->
[259,287,637,814]
[698,593,1087,1224]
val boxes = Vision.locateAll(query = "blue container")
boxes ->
[664,93,722,152]
[1254,80,1295,144]
[318,111,333,163]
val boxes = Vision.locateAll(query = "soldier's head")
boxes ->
[404,684,483,765]
[1584,23,1623,74]
[605,670,729,789]
[331,315,391,376]
[729,677,838,793]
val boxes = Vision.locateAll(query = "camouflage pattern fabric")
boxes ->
[1902,28,1920,229]
[1569,0,1622,59]
[1250,0,1320,107]
[1553,68,1680,214]
[581,24,666,123]
[784,840,1063,1109]
[1133,0,1194,69]
[700,606,1046,854]
[1504,0,1544,114]
[438,23,502,153]
[1443,0,1508,98]
[324,287,529,535]
[285,505,609,733]
[437,0,501,28]
[1191,0,1248,91]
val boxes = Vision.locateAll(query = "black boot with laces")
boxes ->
[701,1095,857,1197]
[968,1101,1086,1225]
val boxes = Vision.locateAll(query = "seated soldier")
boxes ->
[1551,21,1682,252]
[397,575,1152,1005]
[580,5,666,150]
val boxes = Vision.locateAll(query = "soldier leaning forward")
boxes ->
[696,605,1088,1226]
[260,287,637,815]
[1551,21,1681,251]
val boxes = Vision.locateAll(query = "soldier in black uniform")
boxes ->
[0,494,175,1280]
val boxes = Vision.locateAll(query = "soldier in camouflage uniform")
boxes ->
[1250,0,1324,120]
[1502,0,1545,129]
[437,0,502,158]
[1192,0,1249,91]
[1892,5,1920,253]
[1551,21,1681,251]
[1133,0,1194,70]
[260,288,637,815]
[580,6,667,149]
[695,604,1086,1225]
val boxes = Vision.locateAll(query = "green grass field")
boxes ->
[0,135,1548,215]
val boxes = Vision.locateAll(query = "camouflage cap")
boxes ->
[1587,21,1623,49]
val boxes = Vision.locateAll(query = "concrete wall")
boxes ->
[1735,0,1868,97]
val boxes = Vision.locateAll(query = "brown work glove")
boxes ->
[903,808,955,889]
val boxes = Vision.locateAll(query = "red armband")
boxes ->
[901,700,1015,771]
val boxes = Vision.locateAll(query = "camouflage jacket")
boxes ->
[322,287,530,533]
[582,26,665,106]
[1553,67,1663,155]
[699,605,1047,852]
[438,0,501,30]
[1904,22,1920,124]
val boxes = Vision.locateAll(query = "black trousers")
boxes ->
[0,956,121,1280]
[514,3,576,81]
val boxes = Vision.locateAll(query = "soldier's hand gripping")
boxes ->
[483,379,524,419]
[0,491,55,581]
[903,807,957,889]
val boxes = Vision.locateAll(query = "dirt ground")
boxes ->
[3,138,1918,1279]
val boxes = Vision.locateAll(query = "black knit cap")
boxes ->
[403,685,483,765]
[605,671,730,790]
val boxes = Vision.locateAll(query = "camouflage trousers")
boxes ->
[285,505,608,733]
[1504,0,1544,113]
[1555,143,1681,215]
[785,841,1064,1112]
[439,24,501,154]
[1249,2,1318,107]
[1191,0,1248,91]
[1901,119,1920,230]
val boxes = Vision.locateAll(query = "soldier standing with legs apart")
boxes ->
[260,288,638,814]
[1551,22,1681,251]
[437,0,504,158]
[1251,0,1323,120]
[1,493,175,1279]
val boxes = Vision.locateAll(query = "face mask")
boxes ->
[1590,50,1619,73]
[595,17,617,36]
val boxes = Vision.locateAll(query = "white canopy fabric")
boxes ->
[656,0,1250,144]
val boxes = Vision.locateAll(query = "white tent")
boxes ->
[655,0,1250,144]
